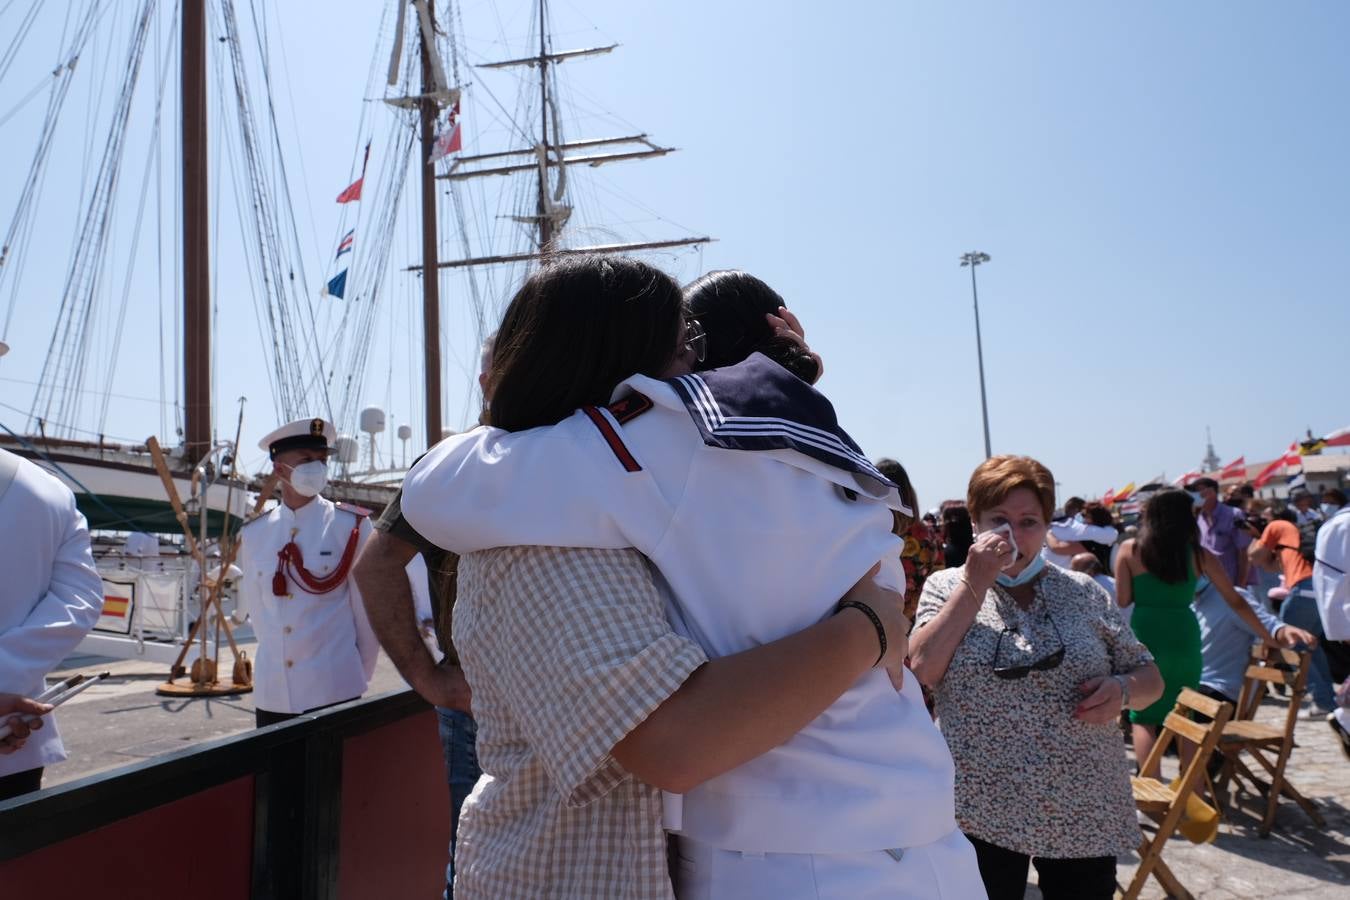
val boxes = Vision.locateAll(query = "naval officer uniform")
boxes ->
[236,418,379,726]
[403,354,985,898]
[0,448,104,799]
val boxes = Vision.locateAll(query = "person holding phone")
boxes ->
[909,455,1164,900]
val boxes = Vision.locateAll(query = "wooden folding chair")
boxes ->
[1214,645,1326,836]
[1121,687,1232,900]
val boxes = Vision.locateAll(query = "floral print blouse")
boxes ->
[915,564,1154,858]
[900,520,942,620]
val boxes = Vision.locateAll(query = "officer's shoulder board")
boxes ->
[335,501,373,519]
[238,512,269,532]
[580,391,653,474]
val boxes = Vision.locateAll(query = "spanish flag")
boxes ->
[102,595,129,618]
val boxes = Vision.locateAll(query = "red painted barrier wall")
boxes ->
[3,776,255,899]
[337,709,451,899]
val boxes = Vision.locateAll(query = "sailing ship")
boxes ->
[0,0,710,663]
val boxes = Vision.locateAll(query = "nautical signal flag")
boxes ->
[1173,470,1201,486]
[326,269,348,299]
[336,229,354,260]
[428,102,462,164]
[337,142,372,204]
[1219,456,1247,480]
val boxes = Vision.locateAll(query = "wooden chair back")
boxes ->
[1138,687,1233,786]
[1233,645,1308,725]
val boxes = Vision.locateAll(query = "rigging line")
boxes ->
[101,0,176,435]
[219,0,322,420]
[35,0,157,433]
[59,1,159,429]
[0,376,179,408]
[238,5,336,425]
[0,0,102,337]
[98,34,175,438]
[212,47,289,421]
[0,0,42,88]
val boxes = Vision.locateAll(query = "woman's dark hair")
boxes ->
[684,270,820,383]
[1084,503,1116,529]
[875,457,918,535]
[487,255,683,432]
[941,504,974,568]
[1137,489,1201,584]
[1324,487,1347,506]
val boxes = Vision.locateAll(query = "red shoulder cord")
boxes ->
[273,522,362,597]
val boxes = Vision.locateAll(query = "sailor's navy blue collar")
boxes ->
[666,352,896,492]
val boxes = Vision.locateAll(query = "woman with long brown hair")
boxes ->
[1114,488,1281,776]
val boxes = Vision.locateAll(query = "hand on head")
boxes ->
[763,308,824,383]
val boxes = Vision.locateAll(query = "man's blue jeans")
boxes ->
[438,707,480,900]
[1281,581,1335,710]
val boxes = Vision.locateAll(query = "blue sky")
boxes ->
[1,1,1347,504]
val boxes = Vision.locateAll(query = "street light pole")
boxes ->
[959,251,993,459]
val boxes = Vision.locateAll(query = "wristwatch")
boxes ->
[1113,674,1131,710]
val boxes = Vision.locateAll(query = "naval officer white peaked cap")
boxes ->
[258,417,337,458]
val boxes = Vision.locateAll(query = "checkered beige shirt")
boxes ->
[452,546,708,899]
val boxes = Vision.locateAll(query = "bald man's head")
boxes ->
[1070,552,1104,576]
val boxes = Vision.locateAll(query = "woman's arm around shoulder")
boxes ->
[1112,538,1137,609]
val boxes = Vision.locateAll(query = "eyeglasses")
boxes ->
[991,615,1066,680]
[684,317,707,364]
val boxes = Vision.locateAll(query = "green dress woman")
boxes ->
[1127,558,1200,725]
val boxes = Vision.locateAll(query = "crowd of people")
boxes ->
[4,253,1348,899]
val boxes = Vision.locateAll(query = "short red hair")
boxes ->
[967,455,1056,522]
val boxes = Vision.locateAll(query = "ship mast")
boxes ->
[182,0,211,464]
[411,0,712,273]
[419,0,443,447]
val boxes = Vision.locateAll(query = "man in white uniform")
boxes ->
[0,448,104,799]
[1314,505,1350,756]
[403,353,984,898]
[234,418,379,727]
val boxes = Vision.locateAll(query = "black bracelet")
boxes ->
[837,599,887,667]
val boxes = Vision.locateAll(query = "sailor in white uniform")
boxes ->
[402,354,986,898]
[0,448,104,800]
[235,418,379,727]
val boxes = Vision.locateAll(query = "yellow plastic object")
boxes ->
[1169,778,1219,844]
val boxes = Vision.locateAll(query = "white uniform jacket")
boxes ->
[0,450,104,777]
[403,354,959,854]
[236,496,379,714]
[1314,507,1350,641]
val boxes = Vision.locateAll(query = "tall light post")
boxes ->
[959,251,993,459]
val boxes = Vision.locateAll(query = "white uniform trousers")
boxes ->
[671,827,987,900]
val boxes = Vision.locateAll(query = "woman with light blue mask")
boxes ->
[910,456,1164,900]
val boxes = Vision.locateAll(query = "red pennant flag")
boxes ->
[337,142,372,204]
[428,102,462,164]
[1251,443,1300,488]
[1102,488,1115,507]
[1219,456,1247,481]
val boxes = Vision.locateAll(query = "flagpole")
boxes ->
[420,0,443,449]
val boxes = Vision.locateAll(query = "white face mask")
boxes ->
[286,460,328,498]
